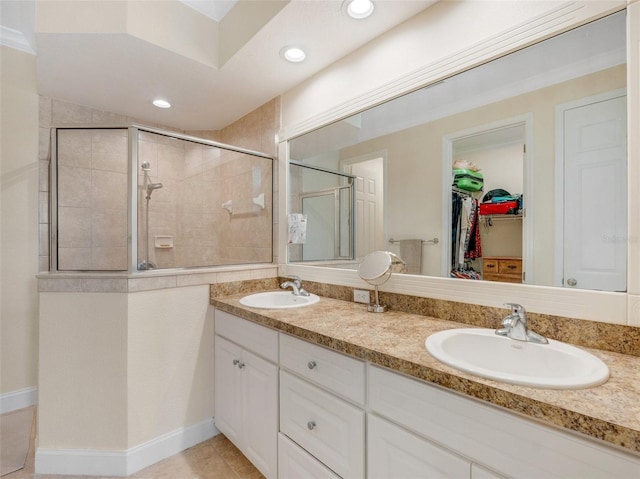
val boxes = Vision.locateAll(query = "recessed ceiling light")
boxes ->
[280,46,306,63]
[152,99,171,109]
[344,0,375,19]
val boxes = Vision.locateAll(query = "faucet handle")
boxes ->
[504,303,525,316]
[501,315,516,328]
[284,275,301,287]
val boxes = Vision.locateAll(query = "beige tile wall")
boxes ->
[57,128,128,270]
[137,132,273,269]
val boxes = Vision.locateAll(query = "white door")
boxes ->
[346,157,384,260]
[562,94,627,291]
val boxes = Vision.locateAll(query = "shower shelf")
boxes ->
[222,193,265,215]
[154,235,174,248]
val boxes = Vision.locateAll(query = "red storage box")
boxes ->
[479,201,519,215]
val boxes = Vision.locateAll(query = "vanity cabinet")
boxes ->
[213,310,640,479]
[214,311,278,479]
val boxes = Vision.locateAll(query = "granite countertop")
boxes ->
[211,292,640,456]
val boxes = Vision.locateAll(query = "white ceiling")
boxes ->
[1,0,437,131]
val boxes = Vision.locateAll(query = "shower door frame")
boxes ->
[49,124,275,273]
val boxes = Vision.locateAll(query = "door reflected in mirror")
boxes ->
[287,11,627,292]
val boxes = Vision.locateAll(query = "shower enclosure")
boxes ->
[49,125,273,272]
[288,161,354,264]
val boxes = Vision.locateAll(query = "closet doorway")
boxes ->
[443,116,533,283]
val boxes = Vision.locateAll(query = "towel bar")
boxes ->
[388,237,439,245]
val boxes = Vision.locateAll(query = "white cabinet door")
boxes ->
[214,332,278,479]
[368,414,471,479]
[242,348,278,479]
[214,335,243,446]
[278,433,341,479]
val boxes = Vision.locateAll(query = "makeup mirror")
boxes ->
[358,251,405,312]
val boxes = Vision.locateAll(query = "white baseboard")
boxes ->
[35,418,220,476]
[0,386,38,414]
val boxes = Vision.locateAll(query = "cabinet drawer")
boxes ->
[214,309,278,362]
[280,371,365,479]
[483,273,521,284]
[278,433,341,479]
[280,333,366,405]
[482,259,499,273]
[498,259,522,274]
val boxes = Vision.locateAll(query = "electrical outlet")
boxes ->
[353,289,370,304]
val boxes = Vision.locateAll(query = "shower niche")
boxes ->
[50,125,273,272]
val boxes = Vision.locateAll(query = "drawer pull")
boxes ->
[307,421,316,431]
[507,265,517,269]
[307,360,317,370]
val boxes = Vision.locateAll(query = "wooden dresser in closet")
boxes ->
[482,256,522,283]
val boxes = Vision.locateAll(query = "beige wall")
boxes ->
[127,286,213,448]
[38,292,128,449]
[38,286,213,451]
[0,46,40,398]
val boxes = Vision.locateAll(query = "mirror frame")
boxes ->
[278,3,640,327]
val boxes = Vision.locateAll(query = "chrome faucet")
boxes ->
[280,275,310,296]
[496,303,548,344]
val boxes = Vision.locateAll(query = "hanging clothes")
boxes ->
[451,191,482,278]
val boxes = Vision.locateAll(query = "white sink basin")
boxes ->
[239,291,320,309]
[425,328,609,389]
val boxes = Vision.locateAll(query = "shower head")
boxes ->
[145,182,163,199]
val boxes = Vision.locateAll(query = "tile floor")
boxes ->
[4,411,263,479]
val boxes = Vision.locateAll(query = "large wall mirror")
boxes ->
[287,11,627,293]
